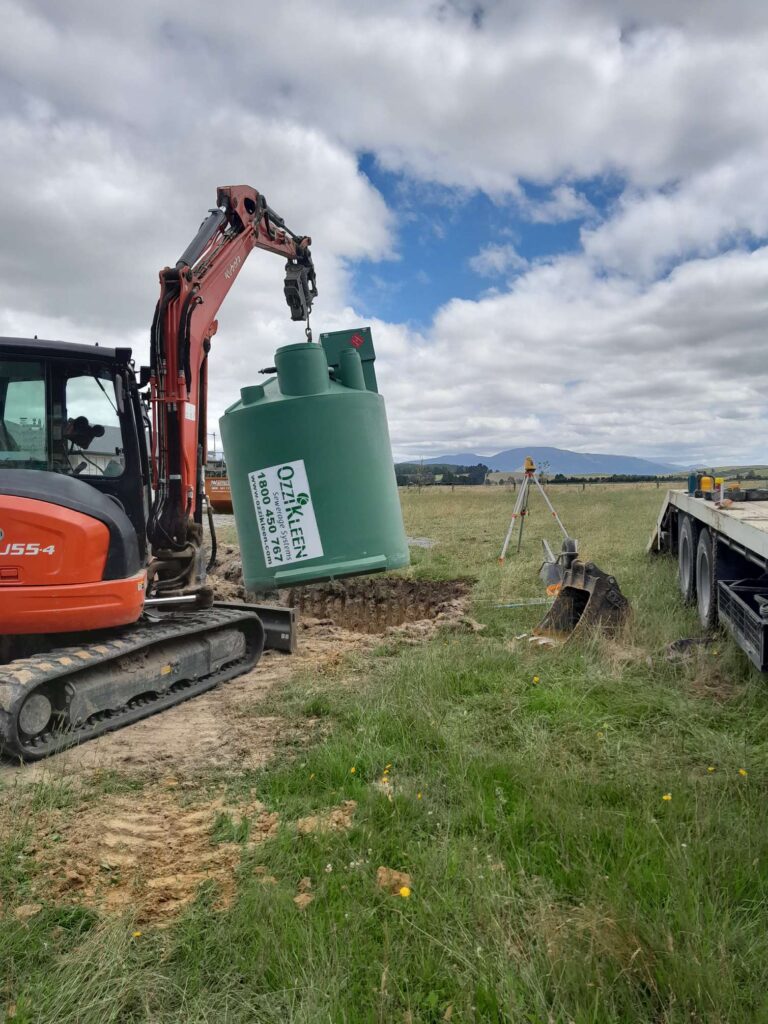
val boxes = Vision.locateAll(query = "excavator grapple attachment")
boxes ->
[534,560,629,639]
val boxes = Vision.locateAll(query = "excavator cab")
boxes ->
[0,338,150,638]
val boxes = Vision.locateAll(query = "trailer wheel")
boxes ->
[678,514,696,603]
[695,528,718,629]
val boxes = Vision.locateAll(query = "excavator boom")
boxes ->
[148,185,316,594]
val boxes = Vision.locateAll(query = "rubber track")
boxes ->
[0,605,263,762]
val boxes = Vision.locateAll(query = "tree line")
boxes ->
[395,463,489,486]
[395,464,768,487]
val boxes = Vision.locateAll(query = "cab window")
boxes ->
[0,360,47,467]
[63,372,125,477]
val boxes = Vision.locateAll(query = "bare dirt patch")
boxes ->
[376,865,412,895]
[26,785,278,924]
[15,792,363,925]
[208,545,249,602]
[295,799,357,835]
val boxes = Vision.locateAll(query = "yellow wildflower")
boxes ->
[132,931,142,938]
[532,676,540,684]
[399,886,411,898]
[350,766,356,774]
[739,768,748,777]
[707,766,715,773]
[662,793,672,802]
[417,792,422,800]
[385,763,392,770]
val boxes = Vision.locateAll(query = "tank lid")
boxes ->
[275,341,330,396]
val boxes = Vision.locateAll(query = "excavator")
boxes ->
[0,185,317,760]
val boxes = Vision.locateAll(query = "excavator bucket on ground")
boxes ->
[534,560,629,639]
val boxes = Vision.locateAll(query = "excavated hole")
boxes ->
[209,548,472,635]
[285,577,473,634]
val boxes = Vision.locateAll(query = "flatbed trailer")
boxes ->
[651,489,768,670]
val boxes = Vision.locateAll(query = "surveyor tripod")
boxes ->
[498,458,569,563]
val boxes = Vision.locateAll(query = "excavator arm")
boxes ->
[147,185,316,594]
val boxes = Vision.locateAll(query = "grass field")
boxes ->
[3,483,768,1023]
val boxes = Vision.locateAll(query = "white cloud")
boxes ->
[0,102,394,329]
[3,1,768,192]
[523,185,596,224]
[581,148,768,278]
[381,247,768,463]
[469,243,528,276]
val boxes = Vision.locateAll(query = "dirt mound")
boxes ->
[29,785,278,923]
[210,545,249,601]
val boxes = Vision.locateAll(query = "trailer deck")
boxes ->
[650,489,768,567]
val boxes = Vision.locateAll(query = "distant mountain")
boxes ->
[423,446,679,476]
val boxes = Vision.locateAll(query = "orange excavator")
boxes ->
[0,186,316,759]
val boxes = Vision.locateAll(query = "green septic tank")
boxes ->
[219,328,409,591]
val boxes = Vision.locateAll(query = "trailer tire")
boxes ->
[695,528,718,630]
[678,514,697,604]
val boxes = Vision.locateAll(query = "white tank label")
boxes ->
[248,459,324,568]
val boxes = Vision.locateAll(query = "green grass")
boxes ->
[3,484,768,1022]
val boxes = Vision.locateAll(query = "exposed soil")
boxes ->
[2,652,295,784]
[209,545,250,601]
[25,786,279,924]
[376,865,412,895]
[209,547,472,634]
[0,626,350,785]
[8,792,363,924]
[286,577,472,633]
[295,799,357,835]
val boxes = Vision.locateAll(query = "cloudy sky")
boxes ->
[1,0,767,464]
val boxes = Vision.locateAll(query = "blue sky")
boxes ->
[352,155,615,328]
